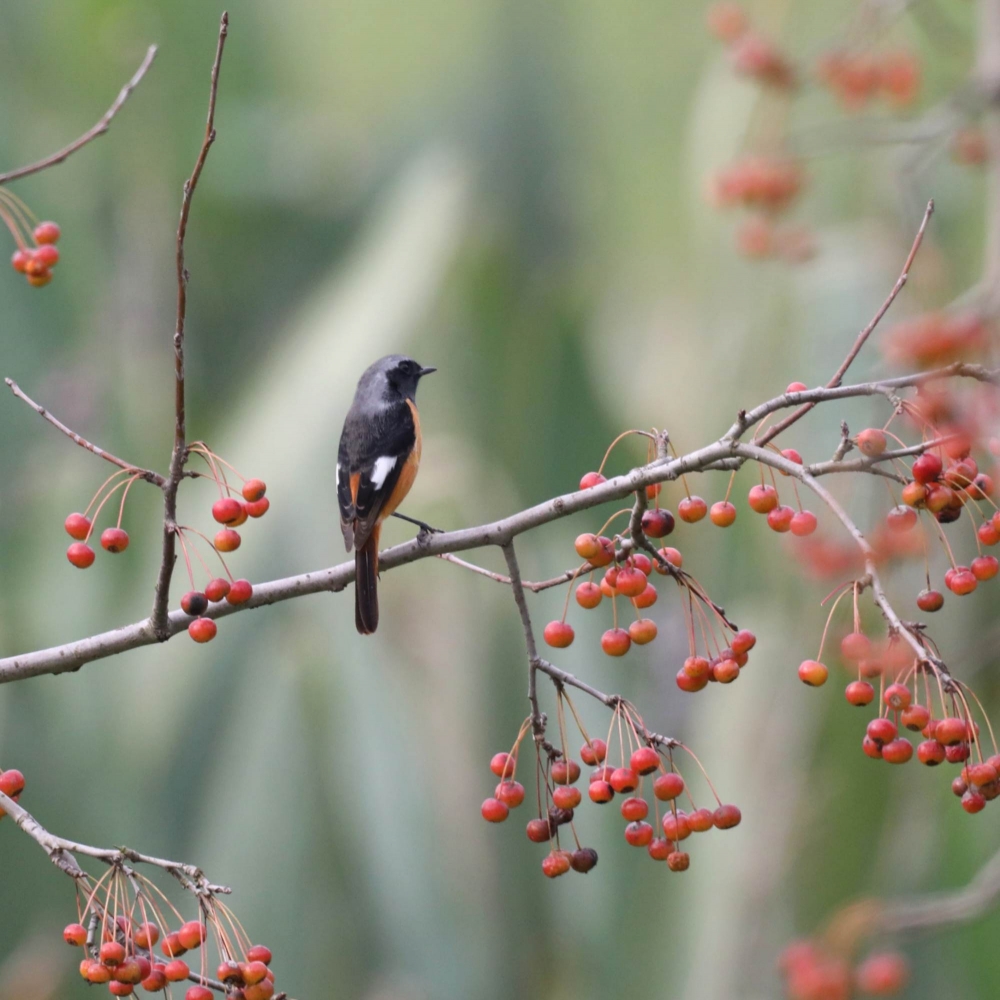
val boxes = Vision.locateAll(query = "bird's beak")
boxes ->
[418,366,437,377]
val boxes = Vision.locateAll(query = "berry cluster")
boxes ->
[706,4,795,89]
[2,184,62,288]
[882,312,987,368]
[65,867,277,999]
[780,940,909,999]
[482,700,741,878]
[817,50,920,111]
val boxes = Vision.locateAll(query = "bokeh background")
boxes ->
[0,2,997,998]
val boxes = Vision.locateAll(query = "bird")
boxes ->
[337,354,436,634]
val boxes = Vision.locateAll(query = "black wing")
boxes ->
[337,398,415,551]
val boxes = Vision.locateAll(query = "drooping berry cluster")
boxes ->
[817,49,920,111]
[780,939,909,1000]
[2,185,62,287]
[482,699,741,878]
[65,865,277,999]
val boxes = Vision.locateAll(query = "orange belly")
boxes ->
[379,398,422,521]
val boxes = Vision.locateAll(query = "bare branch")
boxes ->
[5,378,165,487]
[436,553,584,592]
[151,12,229,639]
[0,46,157,185]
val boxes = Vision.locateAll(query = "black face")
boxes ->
[386,357,436,399]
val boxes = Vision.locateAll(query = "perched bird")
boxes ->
[337,355,436,634]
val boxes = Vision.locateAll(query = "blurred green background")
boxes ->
[0,2,997,998]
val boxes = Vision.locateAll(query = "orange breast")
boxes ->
[379,399,422,520]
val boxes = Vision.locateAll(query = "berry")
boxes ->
[100,527,129,553]
[186,988,214,1000]
[552,785,581,809]
[855,952,909,995]
[856,428,887,457]
[218,961,243,983]
[616,567,646,598]
[575,581,602,609]
[115,959,143,984]
[242,960,269,984]
[188,617,217,643]
[901,704,931,731]
[709,501,737,526]
[543,621,575,648]
[912,452,943,484]
[161,934,187,959]
[789,510,817,536]
[631,583,658,609]
[588,780,614,804]
[570,847,599,873]
[653,772,684,801]
[33,221,61,244]
[227,578,253,604]
[917,740,945,766]
[630,746,660,775]
[490,752,515,778]
[882,738,913,764]
[212,498,244,524]
[901,481,927,507]
[181,591,209,616]
[481,797,509,822]
[845,680,874,706]
[647,837,673,861]
[714,658,740,683]
[141,968,168,992]
[667,851,690,871]
[214,528,241,552]
[780,448,803,470]
[867,718,898,746]
[886,505,917,532]
[884,683,912,712]
[713,804,742,829]
[579,471,606,490]
[863,736,883,759]
[645,482,661,499]
[748,484,779,514]
[34,244,59,269]
[580,739,607,765]
[786,382,807,393]
[610,767,639,794]
[177,921,207,950]
[945,567,977,595]
[678,496,708,522]
[972,556,999,581]
[621,796,649,821]
[246,946,272,966]
[246,497,270,518]
[676,669,708,693]
[766,505,794,532]
[798,659,828,686]
[11,248,32,273]
[601,628,631,656]
[64,512,91,540]
[550,759,580,784]
[26,269,52,287]
[526,817,552,842]
[108,984,135,997]
[655,547,683,570]
[916,589,944,612]
[624,821,654,847]
[205,577,231,602]
[935,717,969,746]
[242,479,267,502]
[101,942,126,967]
[66,542,95,568]
[541,852,572,877]
[642,509,674,537]
[628,618,657,644]
[978,521,1000,546]
[495,780,525,808]
[731,630,756,654]
[706,2,747,42]
[688,808,714,832]
[662,811,691,840]
[63,922,87,946]
[963,791,986,814]
[134,923,159,949]
[840,632,871,661]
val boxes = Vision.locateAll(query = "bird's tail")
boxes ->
[354,527,380,635]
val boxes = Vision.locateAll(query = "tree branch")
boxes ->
[0,46,157,185]
[151,12,228,639]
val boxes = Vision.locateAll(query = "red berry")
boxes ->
[543,620,575,648]
[227,578,253,604]
[798,659,827,686]
[662,811,691,840]
[901,481,927,507]
[855,952,909,995]
[241,960,269,984]
[917,740,945,765]
[218,961,243,983]
[917,589,944,612]
[526,817,552,842]
[141,969,168,992]
[882,738,913,764]
[647,837,673,861]
[962,791,986,814]
[570,847,599,873]
[188,617,217,642]
[552,785,581,809]
[177,921,206,950]
[161,935,187,959]
[186,988,214,1000]
[63,922,87,946]
[731,630,756,654]
[713,804,742,829]
[212,498,243,524]
[862,735,883,759]
[100,527,129,553]
[845,680,874,706]
[678,496,708,522]
[645,482,661,500]
[11,248,32,273]
[780,448,803,470]
[624,821,654,847]
[786,382,807,393]
[630,746,660,775]
[653,772,684,800]
[246,945,272,966]
[748,484,778,514]
[579,739,607,765]
[714,658,740,683]
[214,528,241,552]
[935,717,969,746]
[66,542,95,568]
[972,555,999,581]
[884,683,912,712]
[550,759,581,784]
[101,941,126,967]
[588,780,614,804]
[495,780,525,807]
[886,505,917,532]
[26,268,52,287]
[840,632,871,661]
[181,591,209,616]
[134,922,159,948]
[227,502,250,527]
[667,851,690,872]
[601,628,631,656]
[912,452,943,483]
[579,471,606,490]
[789,510,817,536]
[856,428,887,457]
[490,752,515,778]
[34,244,59,269]
[0,768,25,802]
[688,807,714,832]
[575,581,602,609]
[766,505,794,532]
[978,521,1000,546]
[541,851,572,877]
[901,704,931,731]
[709,501,737,527]
[481,797,509,822]
[64,512,91,540]
[205,577,231,602]
[610,767,639,794]
[620,796,649,821]
[108,983,135,997]
[33,221,61,244]
[628,618,658,644]
[242,479,267,502]
[676,668,708,693]
[631,583,658,609]
[115,959,143,984]
[642,509,674,537]
[245,497,270,518]
[867,718,898,746]
[655,547,683,570]
[616,568,646,598]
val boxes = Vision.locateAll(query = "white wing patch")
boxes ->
[370,455,398,490]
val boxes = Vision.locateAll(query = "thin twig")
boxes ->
[437,553,585,592]
[5,379,165,486]
[151,12,228,639]
[0,47,157,185]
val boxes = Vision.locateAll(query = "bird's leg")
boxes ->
[391,510,443,539]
